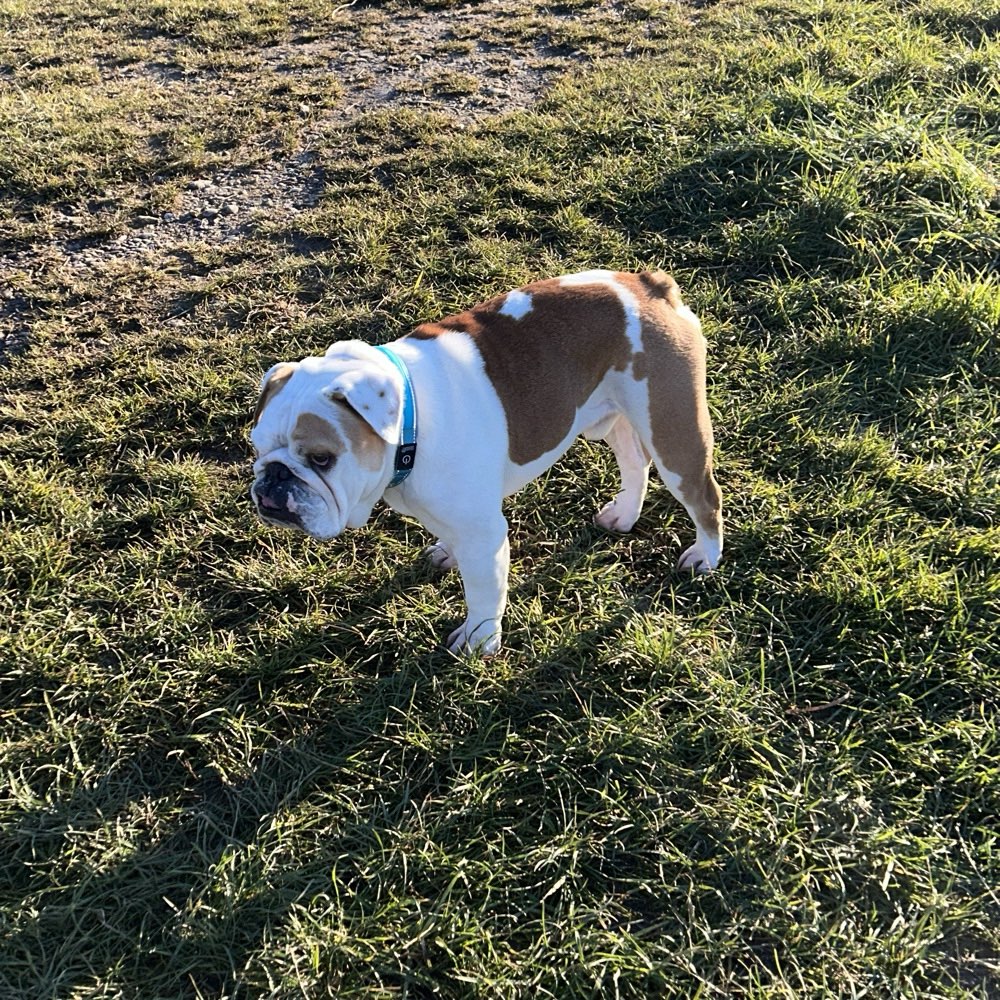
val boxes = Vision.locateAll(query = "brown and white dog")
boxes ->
[251,269,723,655]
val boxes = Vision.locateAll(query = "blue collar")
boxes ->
[374,345,417,488]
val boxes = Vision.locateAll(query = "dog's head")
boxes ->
[250,342,400,539]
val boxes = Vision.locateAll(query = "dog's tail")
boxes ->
[638,270,702,335]
[639,271,684,309]
[638,270,684,310]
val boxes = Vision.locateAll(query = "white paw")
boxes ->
[677,543,719,574]
[424,540,457,571]
[447,621,502,657]
[594,499,639,533]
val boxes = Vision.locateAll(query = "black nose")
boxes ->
[265,461,293,483]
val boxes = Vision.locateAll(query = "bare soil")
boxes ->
[1,1,664,359]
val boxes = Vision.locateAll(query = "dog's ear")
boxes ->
[253,362,297,426]
[324,369,400,443]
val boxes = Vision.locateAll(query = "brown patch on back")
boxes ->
[253,362,297,427]
[407,278,632,464]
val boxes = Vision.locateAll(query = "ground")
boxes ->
[1,0,659,346]
[1,0,999,997]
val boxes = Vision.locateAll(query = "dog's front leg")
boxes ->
[446,518,510,656]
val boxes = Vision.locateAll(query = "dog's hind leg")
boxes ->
[642,386,723,574]
[594,416,651,533]
[617,282,724,574]
[659,460,723,573]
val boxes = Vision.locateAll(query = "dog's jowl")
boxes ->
[251,269,723,655]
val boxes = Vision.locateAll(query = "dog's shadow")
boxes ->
[4,495,736,996]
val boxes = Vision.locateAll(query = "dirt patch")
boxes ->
[0,1,665,361]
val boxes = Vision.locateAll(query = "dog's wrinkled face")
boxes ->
[250,344,399,539]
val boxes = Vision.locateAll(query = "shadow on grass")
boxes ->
[5,493,996,994]
[4,411,994,995]
[2,548,656,995]
[0,461,740,986]
[3,710,401,995]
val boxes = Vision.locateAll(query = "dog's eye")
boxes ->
[310,453,335,471]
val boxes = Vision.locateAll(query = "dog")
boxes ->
[251,269,723,655]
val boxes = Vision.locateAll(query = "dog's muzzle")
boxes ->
[254,461,304,526]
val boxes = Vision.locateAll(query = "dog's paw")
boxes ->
[594,499,639,533]
[676,543,720,574]
[424,540,457,571]
[447,621,501,657]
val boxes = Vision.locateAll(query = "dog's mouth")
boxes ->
[253,483,304,528]
[251,462,347,539]
[257,503,302,527]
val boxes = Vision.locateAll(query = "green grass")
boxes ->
[2,0,999,996]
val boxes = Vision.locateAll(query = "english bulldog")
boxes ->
[251,269,723,655]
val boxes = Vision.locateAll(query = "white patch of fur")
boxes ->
[415,329,486,374]
[661,469,684,499]
[559,269,616,286]
[499,289,533,320]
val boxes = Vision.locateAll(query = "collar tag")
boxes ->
[374,345,417,488]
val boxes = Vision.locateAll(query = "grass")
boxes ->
[2,0,999,996]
